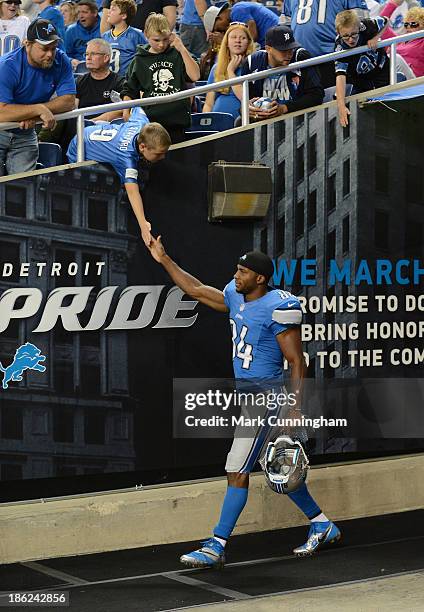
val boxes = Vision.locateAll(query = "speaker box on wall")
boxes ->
[208,161,272,221]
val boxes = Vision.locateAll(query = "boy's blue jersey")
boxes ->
[67,108,149,184]
[103,27,147,76]
[223,280,302,380]
[283,0,368,56]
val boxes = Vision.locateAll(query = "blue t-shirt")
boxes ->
[67,108,149,184]
[65,17,101,60]
[103,27,147,76]
[38,6,66,50]
[0,46,75,105]
[231,2,279,49]
[207,64,242,120]
[181,0,211,26]
[283,0,368,56]
[223,280,302,380]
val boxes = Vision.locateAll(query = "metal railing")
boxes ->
[0,29,423,163]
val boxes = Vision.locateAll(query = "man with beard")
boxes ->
[146,238,341,567]
[0,18,75,175]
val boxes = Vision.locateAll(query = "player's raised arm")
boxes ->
[148,236,229,313]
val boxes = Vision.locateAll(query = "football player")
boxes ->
[147,237,341,567]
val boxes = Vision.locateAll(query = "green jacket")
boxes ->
[122,45,193,129]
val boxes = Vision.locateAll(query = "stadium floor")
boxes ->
[1,510,423,611]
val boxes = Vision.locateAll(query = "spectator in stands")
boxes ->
[335,11,389,127]
[60,0,78,28]
[179,0,210,57]
[0,0,30,56]
[203,1,279,50]
[281,0,369,87]
[39,38,126,152]
[67,108,171,245]
[0,19,75,175]
[121,13,200,142]
[203,22,254,121]
[65,0,100,66]
[32,0,66,48]
[102,0,146,76]
[380,1,424,76]
[241,24,323,122]
[101,0,177,35]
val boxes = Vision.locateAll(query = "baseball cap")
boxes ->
[27,19,61,44]
[239,251,274,279]
[203,2,229,33]
[265,25,300,51]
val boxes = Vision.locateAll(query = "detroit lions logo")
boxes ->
[0,343,46,390]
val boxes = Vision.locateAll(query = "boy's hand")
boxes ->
[141,220,152,247]
[338,104,350,127]
[123,108,131,122]
[170,33,184,52]
[367,35,380,50]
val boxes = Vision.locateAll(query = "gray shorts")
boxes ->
[225,398,286,474]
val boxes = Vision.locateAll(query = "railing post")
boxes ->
[390,42,397,86]
[241,80,250,127]
[76,114,85,163]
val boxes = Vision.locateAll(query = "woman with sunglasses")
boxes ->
[203,22,254,121]
[0,0,29,56]
[380,0,424,77]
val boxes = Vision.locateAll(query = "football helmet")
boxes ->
[263,436,309,494]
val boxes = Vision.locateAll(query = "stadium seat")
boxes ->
[323,83,353,103]
[74,62,89,74]
[37,143,62,168]
[187,112,234,132]
[192,96,203,113]
[396,72,407,83]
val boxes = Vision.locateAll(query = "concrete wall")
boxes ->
[1,454,423,564]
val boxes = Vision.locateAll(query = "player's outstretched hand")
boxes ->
[147,235,166,263]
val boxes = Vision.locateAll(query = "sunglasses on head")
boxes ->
[403,21,419,27]
[229,21,248,27]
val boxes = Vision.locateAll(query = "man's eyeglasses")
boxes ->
[403,21,419,28]
[84,52,107,57]
[340,31,360,40]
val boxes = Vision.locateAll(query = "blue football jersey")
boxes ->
[283,0,368,56]
[102,26,147,77]
[67,108,149,184]
[223,280,302,380]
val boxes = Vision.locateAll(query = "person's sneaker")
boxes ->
[180,537,226,569]
[293,521,341,557]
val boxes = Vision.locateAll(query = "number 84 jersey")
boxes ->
[223,280,302,380]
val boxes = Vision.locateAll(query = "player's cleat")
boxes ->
[180,538,226,569]
[293,521,341,557]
